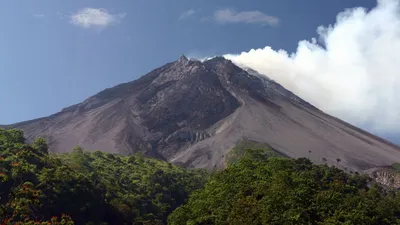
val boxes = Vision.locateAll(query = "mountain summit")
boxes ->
[8,56,400,171]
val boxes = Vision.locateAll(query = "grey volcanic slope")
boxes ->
[7,55,400,171]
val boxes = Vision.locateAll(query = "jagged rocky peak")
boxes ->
[175,55,234,70]
[177,54,204,65]
[207,56,227,62]
[204,56,239,72]
[178,54,189,63]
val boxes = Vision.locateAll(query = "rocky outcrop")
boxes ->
[368,168,400,189]
[165,130,211,143]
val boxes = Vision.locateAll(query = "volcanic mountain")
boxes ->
[6,55,400,171]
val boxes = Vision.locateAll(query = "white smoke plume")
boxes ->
[224,0,400,133]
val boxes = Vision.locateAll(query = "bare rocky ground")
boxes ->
[5,55,400,172]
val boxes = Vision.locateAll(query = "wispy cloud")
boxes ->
[33,14,45,18]
[213,9,279,26]
[70,8,126,29]
[179,9,198,20]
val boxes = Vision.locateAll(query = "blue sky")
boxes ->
[0,0,377,125]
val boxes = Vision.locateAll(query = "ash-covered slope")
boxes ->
[8,55,400,171]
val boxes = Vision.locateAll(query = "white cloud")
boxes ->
[33,14,45,18]
[224,0,400,133]
[70,8,126,29]
[180,9,197,20]
[214,9,279,26]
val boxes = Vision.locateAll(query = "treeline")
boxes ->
[2,128,400,224]
[169,149,400,225]
[0,129,206,224]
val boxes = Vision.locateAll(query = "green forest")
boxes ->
[0,128,205,224]
[2,128,400,224]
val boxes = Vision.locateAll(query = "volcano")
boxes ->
[7,55,400,171]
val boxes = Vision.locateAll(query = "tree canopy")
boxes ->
[169,148,400,225]
[2,128,400,225]
[0,128,206,224]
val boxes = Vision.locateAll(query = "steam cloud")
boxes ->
[224,0,400,133]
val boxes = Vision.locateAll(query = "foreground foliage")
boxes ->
[225,140,285,166]
[169,148,400,225]
[0,129,206,224]
[3,127,400,225]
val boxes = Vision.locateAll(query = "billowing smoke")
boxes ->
[224,0,400,134]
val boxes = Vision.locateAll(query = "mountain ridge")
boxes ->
[4,55,400,171]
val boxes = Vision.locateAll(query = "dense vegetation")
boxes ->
[3,128,400,225]
[392,163,400,172]
[0,128,206,224]
[225,140,285,165]
[169,149,400,225]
